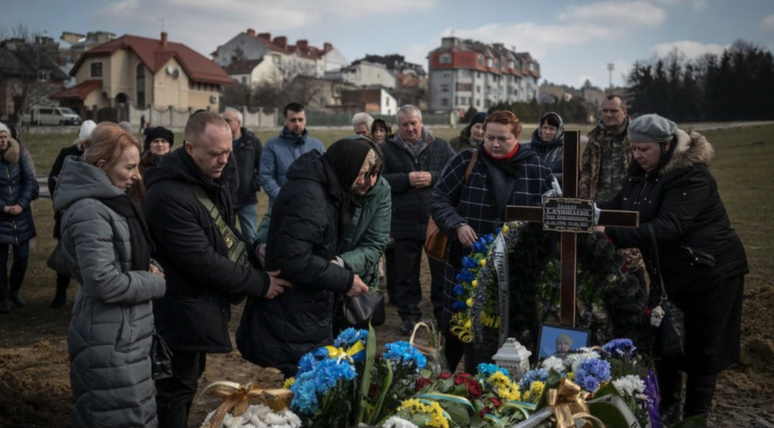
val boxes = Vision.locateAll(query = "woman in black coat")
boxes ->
[595,114,748,424]
[237,139,372,376]
[529,112,564,184]
[0,124,37,313]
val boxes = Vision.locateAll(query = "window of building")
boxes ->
[439,53,451,64]
[485,100,491,108]
[91,62,103,77]
[443,71,451,78]
[456,83,472,92]
[458,69,471,78]
[476,85,481,94]
[441,84,449,92]
[136,64,145,108]
[477,55,483,65]
[529,63,535,71]
[508,60,514,69]
[241,77,247,85]
[486,58,493,67]
[441,98,449,106]
[476,99,481,107]
[477,71,482,79]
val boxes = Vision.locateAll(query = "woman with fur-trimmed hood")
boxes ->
[595,114,748,424]
[0,123,37,313]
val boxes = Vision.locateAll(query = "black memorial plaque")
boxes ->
[542,197,594,233]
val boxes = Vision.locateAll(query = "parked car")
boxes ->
[26,106,81,126]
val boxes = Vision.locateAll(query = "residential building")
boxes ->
[284,76,357,111]
[213,29,347,84]
[351,54,428,109]
[331,87,397,115]
[427,37,541,114]
[59,31,116,63]
[51,32,232,114]
[325,61,396,89]
[224,58,279,88]
[353,54,427,78]
[0,37,68,123]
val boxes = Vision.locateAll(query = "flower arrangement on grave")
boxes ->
[198,381,296,428]
[450,221,652,367]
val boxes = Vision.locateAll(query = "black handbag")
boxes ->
[150,328,174,380]
[648,224,686,359]
[342,289,385,328]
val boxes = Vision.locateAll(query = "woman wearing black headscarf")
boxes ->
[237,139,371,376]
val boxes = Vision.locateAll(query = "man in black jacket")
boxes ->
[382,105,455,334]
[143,111,289,428]
[222,107,262,244]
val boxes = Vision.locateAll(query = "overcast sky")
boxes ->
[4,0,774,88]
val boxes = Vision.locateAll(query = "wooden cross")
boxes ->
[505,130,639,327]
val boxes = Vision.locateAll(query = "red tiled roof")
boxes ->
[71,34,232,85]
[50,79,102,100]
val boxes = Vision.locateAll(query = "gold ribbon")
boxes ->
[450,313,473,343]
[199,381,293,428]
[545,379,606,428]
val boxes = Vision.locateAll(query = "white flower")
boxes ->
[204,404,301,428]
[541,356,566,374]
[566,348,600,373]
[612,375,646,397]
[383,415,421,428]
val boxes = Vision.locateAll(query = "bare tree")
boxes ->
[1,24,65,126]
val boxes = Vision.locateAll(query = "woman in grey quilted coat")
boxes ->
[52,122,166,428]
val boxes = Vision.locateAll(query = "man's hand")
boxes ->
[455,224,477,247]
[6,205,22,216]
[346,274,369,297]
[264,270,292,299]
[256,243,267,266]
[409,171,432,188]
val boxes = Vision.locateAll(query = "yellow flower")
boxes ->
[282,377,295,389]
[398,399,449,428]
[466,298,473,307]
[501,225,509,234]
[567,372,575,380]
[530,381,546,398]
[472,280,478,287]
[428,401,449,428]
[479,259,486,267]
[488,372,521,401]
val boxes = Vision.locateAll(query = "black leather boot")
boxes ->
[9,292,25,307]
[657,359,683,426]
[684,374,717,419]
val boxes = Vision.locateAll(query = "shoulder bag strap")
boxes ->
[647,223,668,300]
[187,184,250,268]
[463,149,478,185]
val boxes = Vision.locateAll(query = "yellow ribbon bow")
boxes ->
[199,381,293,428]
[546,379,606,428]
[323,339,366,362]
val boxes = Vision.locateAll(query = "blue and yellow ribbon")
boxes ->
[323,340,366,363]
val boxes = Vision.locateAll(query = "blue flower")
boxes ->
[334,328,368,348]
[452,301,467,311]
[456,270,475,282]
[453,284,465,296]
[575,359,611,392]
[297,347,328,375]
[463,256,479,269]
[602,338,636,359]
[314,357,357,392]
[290,371,320,415]
[473,240,488,253]
[484,234,494,244]
[518,368,548,391]
[383,341,427,370]
[477,363,509,379]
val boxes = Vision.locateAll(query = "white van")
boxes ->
[27,106,82,126]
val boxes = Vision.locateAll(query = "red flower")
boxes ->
[368,382,378,398]
[453,372,472,385]
[415,377,432,391]
[438,371,452,380]
[644,306,651,317]
[479,407,491,418]
[466,379,482,398]
[487,397,503,408]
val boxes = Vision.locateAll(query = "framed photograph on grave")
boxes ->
[537,324,590,360]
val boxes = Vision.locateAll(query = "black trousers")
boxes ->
[155,351,207,428]
[657,357,718,421]
[393,238,425,323]
[0,241,29,297]
[429,257,445,328]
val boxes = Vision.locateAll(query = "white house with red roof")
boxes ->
[52,32,233,112]
[214,29,347,86]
